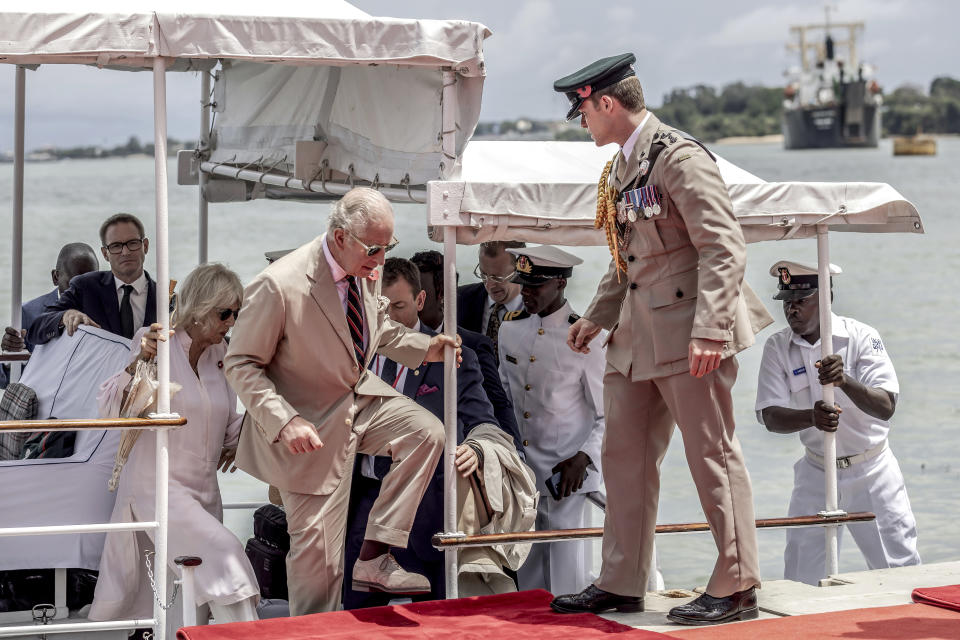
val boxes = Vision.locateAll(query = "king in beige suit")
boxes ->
[225,188,460,614]
[549,54,773,625]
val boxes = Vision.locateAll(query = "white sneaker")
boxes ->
[352,553,431,595]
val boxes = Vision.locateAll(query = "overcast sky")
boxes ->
[0,0,956,151]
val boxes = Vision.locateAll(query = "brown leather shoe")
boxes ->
[666,587,759,625]
[550,584,644,614]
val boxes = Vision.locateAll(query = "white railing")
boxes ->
[0,417,184,638]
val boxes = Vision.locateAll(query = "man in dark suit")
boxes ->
[1,242,99,388]
[343,257,511,608]
[411,250,522,452]
[28,214,157,346]
[456,242,526,358]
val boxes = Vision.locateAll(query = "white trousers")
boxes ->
[518,492,590,595]
[784,447,920,585]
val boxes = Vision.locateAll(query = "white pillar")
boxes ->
[816,224,841,579]
[198,71,211,264]
[152,56,172,640]
[9,66,25,384]
[440,68,459,599]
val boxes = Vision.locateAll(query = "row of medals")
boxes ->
[615,157,660,223]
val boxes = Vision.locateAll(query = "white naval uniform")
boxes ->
[498,301,605,595]
[756,313,920,585]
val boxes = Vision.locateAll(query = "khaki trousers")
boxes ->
[595,356,760,598]
[279,393,444,615]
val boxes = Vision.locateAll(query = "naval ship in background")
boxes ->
[782,14,882,149]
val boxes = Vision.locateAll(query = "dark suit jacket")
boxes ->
[457,327,521,454]
[1,289,60,389]
[28,271,157,346]
[343,324,508,608]
[22,289,58,352]
[457,282,488,334]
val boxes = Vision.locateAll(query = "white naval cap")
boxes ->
[507,245,583,286]
[770,260,842,300]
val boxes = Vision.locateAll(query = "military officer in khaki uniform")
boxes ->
[548,54,773,625]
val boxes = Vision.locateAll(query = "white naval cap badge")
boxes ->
[778,267,791,285]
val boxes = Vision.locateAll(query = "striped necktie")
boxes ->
[345,275,365,364]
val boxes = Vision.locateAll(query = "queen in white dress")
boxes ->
[89,263,259,625]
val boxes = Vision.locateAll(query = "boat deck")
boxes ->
[602,560,960,633]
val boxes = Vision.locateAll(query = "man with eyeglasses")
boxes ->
[226,187,460,615]
[29,214,157,345]
[457,241,528,358]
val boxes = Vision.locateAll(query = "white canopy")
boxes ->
[429,141,924,245]
[0,2,491,187]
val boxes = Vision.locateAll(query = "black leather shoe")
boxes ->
[550,584,644,614]
[666,587,759,625]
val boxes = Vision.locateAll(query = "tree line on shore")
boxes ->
[490,75,960,142]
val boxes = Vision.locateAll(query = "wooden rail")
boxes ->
[0,417,187,432]
[432,512,876,549]
[0,352,30,362]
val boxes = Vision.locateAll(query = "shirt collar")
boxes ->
[621,111,652,160]
[488,293,523,313]
[321,233,349,283]
[113,271,148,295]
[539,300,572,328]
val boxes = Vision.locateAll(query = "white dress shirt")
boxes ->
[480,293,523,334]
[113,272,148,331]
[620,111,651,161]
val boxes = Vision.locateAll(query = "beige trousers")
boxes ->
[595,357,760,598]
[279,393,444,615]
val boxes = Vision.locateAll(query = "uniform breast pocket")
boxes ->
[788,371,811,406]
[633,210,668,255]
[648,270,699,365]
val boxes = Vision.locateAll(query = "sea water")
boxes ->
[0,138,957,589]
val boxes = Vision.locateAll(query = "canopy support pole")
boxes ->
[441,68,459,600]
[816,223,844,581]
[152,56,173,640]
[9,66,25,385]
[198,70,211,264]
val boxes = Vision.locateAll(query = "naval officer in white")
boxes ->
[756,260,920,585]
[497,245,605,596]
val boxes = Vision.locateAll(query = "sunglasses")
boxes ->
[217,308,240,321]
[346,229,399,257]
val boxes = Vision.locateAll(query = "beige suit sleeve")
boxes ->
[223,273,299,443]
[584,258,629,330]
[661,143,746,342]
[375,312,431,369]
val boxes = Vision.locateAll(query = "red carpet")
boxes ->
[666,602,960,639]
[177,589,669,639]
[913,584,960,612]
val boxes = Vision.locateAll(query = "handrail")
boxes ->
[432,512,877,549]
[0,619,156,638]
[0,416,187,433]
[0,521,160,538]
[0,352,29,362]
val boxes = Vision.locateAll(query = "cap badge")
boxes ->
[778,267,791,285]
[516,255,533,274]
[576,85,593,98]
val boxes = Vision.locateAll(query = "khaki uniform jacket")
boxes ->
[585,113,773,380]
[225,237,431,496]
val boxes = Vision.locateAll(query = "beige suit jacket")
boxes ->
[225,236,431,495]
[585,113,773,381]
